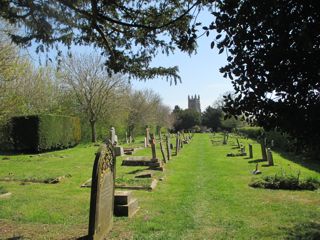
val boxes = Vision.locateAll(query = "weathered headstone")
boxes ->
[166,134,171,160]
[249,144,253,159]
[175,133,179,155]
[267,148,274,166]
[125,132,128,144]
[110,127,116,145]
[261,138,267,161]
[146,127,150,147]
[271,139,274,148]
[144,137,147,148]
[88,143,115,240]
[159,141,167,163]
[236,138,240,148]
[129,135,132,144]
[150,133,157,160]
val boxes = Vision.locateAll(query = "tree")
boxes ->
[173,109,201,131]
[203,1,320,150]
[201,106,223,131]
[60,54,128,142]
[0,1,210,82]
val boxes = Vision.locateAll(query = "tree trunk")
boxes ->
[90,120,97,143]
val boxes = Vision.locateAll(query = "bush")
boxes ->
[10,114,81,153]
[249,171,320,191]
[238,127,263,139]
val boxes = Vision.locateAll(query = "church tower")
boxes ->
[188,94,201,113]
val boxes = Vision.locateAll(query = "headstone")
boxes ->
[249,144,253,158]
[261,139,267,161]
[236,138,240,148]
[114,146,124,156]
[271,139,274,147]
[110,127,116,145]
[159,141,167,163]
[144,137,147,148]
[166,134,171,160]
[129,135,132,144]
[223,132,227,145]
[114,135,118,146]
[146,127,150,147]
[267,148,274,166]
[150,133,157,160]
[125,132,128,144]
[175,133,179,155]
[88,143,115,240]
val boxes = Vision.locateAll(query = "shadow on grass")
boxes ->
[248,159,266,163]
[127,168,149,174]
[283,221,320,240]
[6,237,24,240]
[277,151,320,174]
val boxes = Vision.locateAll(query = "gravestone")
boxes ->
[110,127,116,145]
[150,133,157,160]
[175,133,180,155]
[166,134,171,160]
[88,143,115,240]
[144,137,147,148]
[129,135,132,144]
[159,140,167,163]
[271,139,274,147]
[236,138,240,148]
[260,138,267,161]
[125,132,128,144]
[267,148,274,166]
[249,144,253,158]
[146,127,150,147]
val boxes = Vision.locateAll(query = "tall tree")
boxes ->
[0,0,210,82]
[201,106,223,131]
[202,1,320,150]
[60,54,128,142]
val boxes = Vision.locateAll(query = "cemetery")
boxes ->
[0,130,319,239]
[0,1,320,239]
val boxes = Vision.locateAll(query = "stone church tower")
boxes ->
[188,95,201,113]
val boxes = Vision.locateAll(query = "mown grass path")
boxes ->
[111,133,320,240]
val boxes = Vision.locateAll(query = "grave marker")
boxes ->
[146,127,150,147]
[88,143,115,240]
[249,144,253,159]
[166,134,171,160]
[260,138,267,161]
[110,127,116,145]
[267,148,274,166]
[150,133,157,160]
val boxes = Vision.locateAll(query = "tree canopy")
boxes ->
[0,0,213,83]
[204,1,320,149]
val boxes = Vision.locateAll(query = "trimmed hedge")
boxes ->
[11,114,81,152]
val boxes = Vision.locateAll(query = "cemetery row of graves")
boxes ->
[0,130,319,239]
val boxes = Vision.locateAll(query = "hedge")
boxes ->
[10,114,81,153]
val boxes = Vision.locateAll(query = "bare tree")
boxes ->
[60,54,128,142]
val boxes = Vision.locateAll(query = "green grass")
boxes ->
[0,185,8,194]
[0,133,319,239]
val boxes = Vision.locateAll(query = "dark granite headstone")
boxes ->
[88,143,115,240]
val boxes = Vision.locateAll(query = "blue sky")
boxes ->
[131,34,233,111]
[26,10,234,112]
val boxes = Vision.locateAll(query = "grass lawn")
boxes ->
[0,133,319,239]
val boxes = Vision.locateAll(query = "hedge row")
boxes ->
[1,114,81,153]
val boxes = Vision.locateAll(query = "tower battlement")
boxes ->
[188,94,201,113]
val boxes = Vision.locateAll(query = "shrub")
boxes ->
[238,127,263,139]
[249,171,320,191]
[11,114,81,153]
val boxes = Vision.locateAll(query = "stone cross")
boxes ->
[88,143,116,240]
[110,127,116,145]
[150,133,157,160]
[249,144,253,159]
